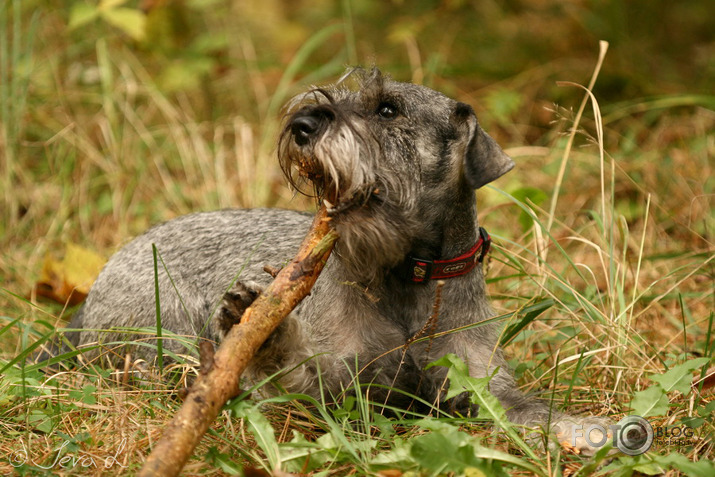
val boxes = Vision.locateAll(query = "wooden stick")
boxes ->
[139,207,337,476]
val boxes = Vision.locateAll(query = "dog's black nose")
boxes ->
[291,115,321,146]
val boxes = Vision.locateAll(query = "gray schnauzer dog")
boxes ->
[68,68,605,454]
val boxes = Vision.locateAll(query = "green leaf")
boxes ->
[83,385,97,405]
[649,357,710,395]
[205,446,242,475]
[401,421,510,476]
[680,416,704,428]
[68,3,100,30]
[633,461,667,475]
[101,7,147,41]
[410,432,482,473]
[600,455,660,476]
[434,355,508,423]
[699,399,715,417]
[232,402,279,469]
[427,354,538,460]
[69,385,97,405]
[628,384,669,417]
[27,409,55,433]
[428,353,470,400]
[658,453,715,476]
[611,453,715,477]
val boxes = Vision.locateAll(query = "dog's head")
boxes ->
[278,68,514,282]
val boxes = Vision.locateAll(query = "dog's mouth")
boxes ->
[279,101,381,215]
[295,155,326,184]
[296,166,377,216]
[321,181,379,216]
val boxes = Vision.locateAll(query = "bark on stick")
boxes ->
[139,207,337,477]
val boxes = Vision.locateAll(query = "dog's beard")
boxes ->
[278,91,423,284]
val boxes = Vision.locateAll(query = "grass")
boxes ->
[1,3,713,476]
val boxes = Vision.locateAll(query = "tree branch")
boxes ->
[139,207,337,476]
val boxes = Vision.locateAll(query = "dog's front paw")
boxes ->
[216,281,263,337]
[444,391,479,417]
[552,415,615,457]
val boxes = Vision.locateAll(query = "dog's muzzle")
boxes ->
[286,105,338,182]
[289,106,334,146]
[281,103,377,213]
[290,115,320,146]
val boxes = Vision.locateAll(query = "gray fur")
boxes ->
[68,68,607,454]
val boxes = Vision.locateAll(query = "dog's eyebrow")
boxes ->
[309,88,335,104]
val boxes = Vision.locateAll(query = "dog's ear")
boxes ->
[454,103,514,189]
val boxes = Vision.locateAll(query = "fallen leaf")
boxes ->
[377,470,404,477]
[35,243,106,305]
[559,439,580,455]
[693,366,715,393]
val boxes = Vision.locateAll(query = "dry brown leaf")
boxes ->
[693,366,715,393]
[35,243,106,305]
[559,439,581,455]
[377,470,404,477]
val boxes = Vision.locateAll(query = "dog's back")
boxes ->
[67,208,311,361]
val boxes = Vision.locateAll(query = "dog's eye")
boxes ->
[377,102,398,119]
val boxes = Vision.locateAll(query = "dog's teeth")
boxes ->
[323,198,334,209]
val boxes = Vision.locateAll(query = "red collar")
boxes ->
[402,227,491,283]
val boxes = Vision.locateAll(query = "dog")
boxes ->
[67,68,607,454]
